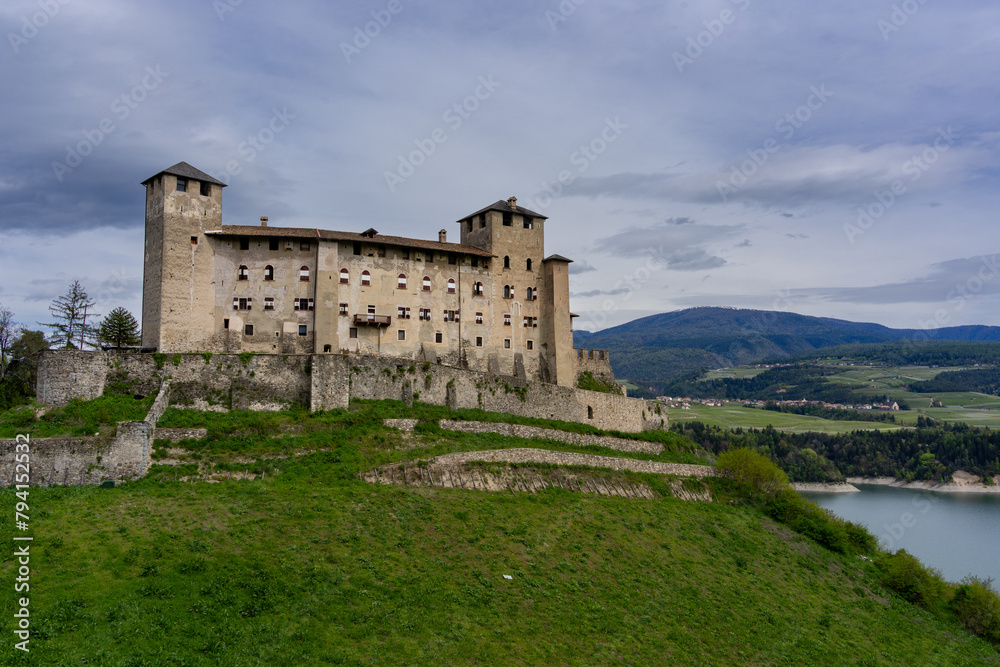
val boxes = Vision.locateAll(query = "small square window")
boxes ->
[299,325,308,336]
[398,329,406,341]
[504,339,511,349]
[239,237,250,250]
[200,181,211,197]
[176,178,187,192]
[435,332,443,344]
[378,245,386,258]
[402,249,410,260]
[502,212,512,226]
[190,236,198,244]
[301,241,310,251]
[448,253,457,265]
[269,238,279,251]
[245,324,254,336]
[349,327,358,339]
[353,242,362,255]
[339,303,349,315]
[476,336,483,347]
[527,340,534,350]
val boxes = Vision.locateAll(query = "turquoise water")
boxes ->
[802,484,1000,585]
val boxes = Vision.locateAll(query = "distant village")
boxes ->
[655,396,901,412]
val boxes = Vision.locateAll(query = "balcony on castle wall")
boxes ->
[353,313,391,327]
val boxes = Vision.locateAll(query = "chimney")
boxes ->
[439,229,447,243]
[507,196,517,209]
[260,216,268,227]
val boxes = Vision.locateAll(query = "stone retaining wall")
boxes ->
[153,428,209,443]
[431,448,719,478]
[438,420,663,454]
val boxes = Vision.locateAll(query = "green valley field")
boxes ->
[2,398,999,665]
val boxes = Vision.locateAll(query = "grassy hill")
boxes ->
[574,307,1000,392]
[2,398,999,665]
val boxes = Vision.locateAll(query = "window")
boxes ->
[523,317,537,328]
[588,406,594,420]
[294,298,312,311]
[238,265,248,280]
[269,238,279,251]
[245,324,254,336]
[447,279,456,294]
[323,344,332,353]
[264,297,274,310]
[223,318,229,329]
[397,273,407,289]
[502,211,512,226]
[308,298,314,311]
[239,237,249,250]
[361,270,371,286]
[504,313,511,326]
[339,302,349,315]
[523,216,533,229]
[234,297,252,311]
[299,325,308,336]
[473,281,484,295]
[349,327,358,339]
[398,329,406,341]
[427,252,435,263]
[527,340,534,350]
[503,255,510,269]
[526,287,533,300]
[419,307,431,321]
[471,257,479,268]
[402,249,410,260]
[503,285,511,299]
[435,332,443,344]
[300,241,310,251]
[200,181,211,196]
[190,236,198,244]
[285,240,293,251]
[526,258,532,271]
[448,253,457,265]
[368,305,376,315]
[504,339,511,349]
[443,310,458,322]
[176,178,187,192]
[397,306,411,319]
[378,245,386,258]
[478,213,486,228]
[353,242,362,256]
[299,266,309,281]
[466,219,473,233]
[475,312,483,324]
[423,276,431,291]
[340,269,349,284]
[476,336,483,347]
[264,265,274,281]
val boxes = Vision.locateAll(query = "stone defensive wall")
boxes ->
[36,351,667,434]
[430,448,718,478]
[436,420,664,454]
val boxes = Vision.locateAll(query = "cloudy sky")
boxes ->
[2,0,999,336]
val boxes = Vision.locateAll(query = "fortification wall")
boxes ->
[36,351,112,407]
[574,348,616,383]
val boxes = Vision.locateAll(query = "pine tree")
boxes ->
[97,307,141,348]
[42,281,99,349]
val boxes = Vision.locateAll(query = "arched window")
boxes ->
[447,278,456,294]
[526,258,532,271]
[503,255,510,269]
[264,265,274,281]
[503,285,511,299]
[238,265,248,280]
[299,266,310,281]
[361,270,371,286]
[339,268,349,284]
[422,276,431,291]
[473,281,484,295]
[526,287,533,300]
[587,406,594,420]
[398,273,407,289]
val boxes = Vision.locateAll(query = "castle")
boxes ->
[140,161,607,388]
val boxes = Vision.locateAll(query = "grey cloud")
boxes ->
[569,260,597,274]
[571,288,631,298]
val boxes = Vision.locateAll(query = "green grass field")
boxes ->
[668,403,906,433]
[2,399,998,665]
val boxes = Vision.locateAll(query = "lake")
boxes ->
[802,484,1000,585]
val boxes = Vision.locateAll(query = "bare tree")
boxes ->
[0,304,15,380]
[41,281,99,349]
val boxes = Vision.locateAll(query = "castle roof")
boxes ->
[543,254,573,263]
[457,199,547,222]
[142,161,228,187]
[204,225,494,257]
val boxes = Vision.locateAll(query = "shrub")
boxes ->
[878,550,947,610]
[716,448,789,496]
[951,576,1000,643]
